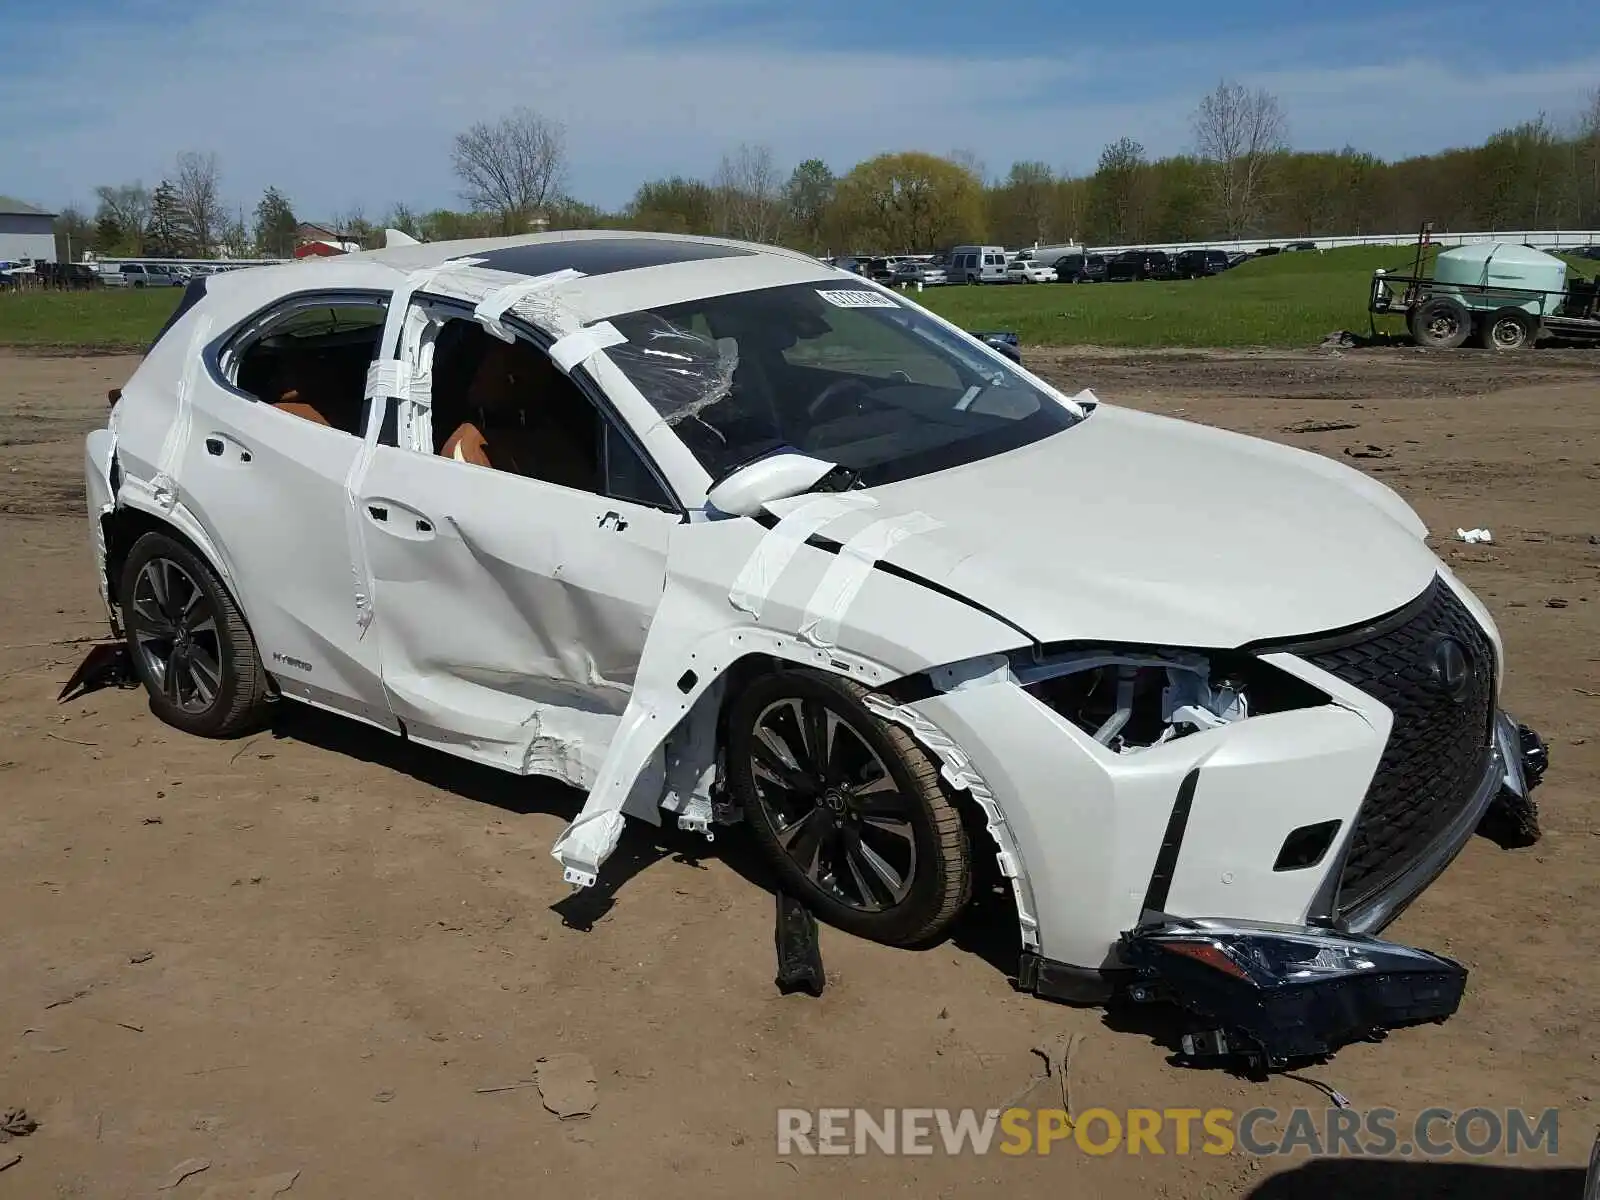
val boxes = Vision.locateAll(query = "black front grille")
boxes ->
[1288,577,1496,913]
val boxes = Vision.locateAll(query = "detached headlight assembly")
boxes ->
[1013,646,1326,753]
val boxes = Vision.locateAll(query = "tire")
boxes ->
[1408,295,1473,349]
[119,532,271,737]
[728,668,973,946]
[1475,306,1535,351]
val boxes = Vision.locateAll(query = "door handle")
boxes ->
[362,498,435,540]
[597,510,629,532]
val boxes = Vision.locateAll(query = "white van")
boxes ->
[1017,243,1084,269]
[948,245,1008,284]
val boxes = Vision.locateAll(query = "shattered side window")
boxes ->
[602,282,1079,486]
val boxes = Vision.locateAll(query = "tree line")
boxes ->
[54,82,1600,263]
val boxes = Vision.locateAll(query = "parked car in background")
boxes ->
[111,263,184,288]
[1077,254,1109,283]
[1283,241,1318,252]
[866,257,917,285]
[1105,249,1174,281]
[1174,249,1231,279]
[892,259,947,287]
[948,245,1008,284]
[829,256,869,276]
[1005,258,1057,284]
[1253,246,1281,257]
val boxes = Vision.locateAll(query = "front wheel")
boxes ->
[1408,295,1473,349]
[728,669,973,946]
[119,532,272,737]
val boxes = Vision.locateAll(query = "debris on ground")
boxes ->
[44,985,91,1009]
[197,1169,299,1199]
[1320,330,1358,349]
[1547,598,1570,609]
[1285,1073,1351,1108]
[0,1109,38,1141]
[998,1032,1085,1110]
[56,641,133,703]
[1456,528,1494,544]
[1343,444,1392,459]
[474,1080,537,1095]
[774,891,825,997]
[534,1054,597,1119]
[0,1153,19,1173]
[1284,419,1359,434]
[159,1157,212,1190]
[130,950,154,964]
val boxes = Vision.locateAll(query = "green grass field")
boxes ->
[0,287,182,349]
[911,245,1425,347]
[1,246,1595,351]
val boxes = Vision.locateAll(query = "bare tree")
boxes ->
[947,148,988,185]
[173,151,223,256]
[1580,87,1600,226]
[713,143,784,242]
[452,107,567,234]
[92,183,152,242]
[1193,80,1288,236]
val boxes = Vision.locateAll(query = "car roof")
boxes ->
[201,230,842,327]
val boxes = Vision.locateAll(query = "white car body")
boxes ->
[81,230,1535,1006]
[1005,260,1058,283]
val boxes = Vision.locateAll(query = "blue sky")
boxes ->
[3,0,1597,222]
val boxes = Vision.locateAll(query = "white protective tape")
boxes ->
[340,261,469,633]
[150,313,215,510]
[363,359,414,403]
[549,321,628,374]
[799,511,943,648]
[473,268,584,342]
[727,493,879,619]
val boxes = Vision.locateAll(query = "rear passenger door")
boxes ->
[179,292,398,731]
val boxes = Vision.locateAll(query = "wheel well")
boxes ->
[102,507,220,611]
[712,652,1015,914]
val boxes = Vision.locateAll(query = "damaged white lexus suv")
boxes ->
[76,231,1548,1067]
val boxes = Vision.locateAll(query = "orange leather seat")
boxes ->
[441,421,491,467]
[272,393,332,426]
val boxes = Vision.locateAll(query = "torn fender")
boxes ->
[551,507,1030,887]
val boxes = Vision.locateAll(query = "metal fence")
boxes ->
[1083,231,1600,256]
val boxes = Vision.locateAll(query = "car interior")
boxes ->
[427,319,603,493]
[234,305,385,436]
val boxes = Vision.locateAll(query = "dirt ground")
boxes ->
[1,346,1596,1199]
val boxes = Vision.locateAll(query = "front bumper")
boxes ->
[1018,708,1545,1052]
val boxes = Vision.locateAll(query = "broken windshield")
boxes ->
[601,282,1080,486]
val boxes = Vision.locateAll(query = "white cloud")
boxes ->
[1,0,1595,218]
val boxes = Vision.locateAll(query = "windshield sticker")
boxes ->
[816,289,899,310]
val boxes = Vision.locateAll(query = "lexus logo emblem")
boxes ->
[1428,636,1472,700]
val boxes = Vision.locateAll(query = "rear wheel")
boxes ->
[728,669,973,946]
[1475,307,1535,351]
[119,532,272,737]
[1408,295,1473,349]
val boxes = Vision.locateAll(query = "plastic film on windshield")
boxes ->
[600,317,740,433]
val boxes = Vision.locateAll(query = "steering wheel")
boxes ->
[806,376,875,423]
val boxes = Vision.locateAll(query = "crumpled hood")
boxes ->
[850,404,1440,648]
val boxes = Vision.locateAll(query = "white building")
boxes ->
[0,196,56,263]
